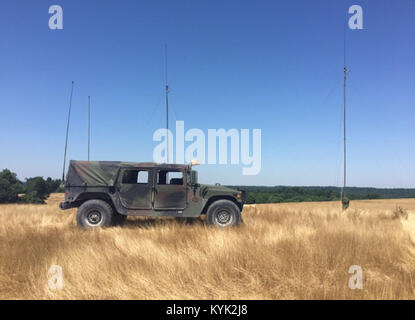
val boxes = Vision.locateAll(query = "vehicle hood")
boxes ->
[199,184,239,196]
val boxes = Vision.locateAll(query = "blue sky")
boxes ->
[0,0,414,187]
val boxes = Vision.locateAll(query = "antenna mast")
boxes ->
[341,21,349,209]
[341,66,348,209]
[88,96,91,161]
[341,15,349,210]
[62,81,74,182]
[165,45,169,163]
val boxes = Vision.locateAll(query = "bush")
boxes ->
[20,191,46,204]
[0,169,24,203]
[21,177,50,204]
[45,177,63,193]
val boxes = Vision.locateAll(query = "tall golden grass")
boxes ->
[0,194,414,299]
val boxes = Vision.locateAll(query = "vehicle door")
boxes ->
[118,167,152,209]
[153,169,187,210]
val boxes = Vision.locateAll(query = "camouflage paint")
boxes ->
[61,160,245,217]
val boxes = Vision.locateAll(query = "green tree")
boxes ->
[0,169,24,203]
[21,177,50,204]
[45,177,63,193]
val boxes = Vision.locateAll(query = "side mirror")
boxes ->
[190,170,198,185]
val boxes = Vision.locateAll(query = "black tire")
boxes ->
[206,199,241,228]
[76,200,115,228]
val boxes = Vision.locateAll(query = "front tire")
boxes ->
[206,200,241,228]
[76,200,114,228]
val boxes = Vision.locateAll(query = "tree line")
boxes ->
[229,186,415,204]
[0,169,63,204]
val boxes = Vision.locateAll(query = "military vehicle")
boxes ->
[60,160,246,228]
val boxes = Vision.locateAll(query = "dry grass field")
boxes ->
[1,194,415,299]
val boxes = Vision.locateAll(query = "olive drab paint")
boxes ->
[61,160,246,220]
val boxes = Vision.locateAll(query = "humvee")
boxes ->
[60,160,246,228]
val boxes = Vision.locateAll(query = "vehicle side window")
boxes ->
[122,170,149,184]
[157,170,183,185]
[137,171,149,183]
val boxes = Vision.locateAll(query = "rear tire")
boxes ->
[206,199,241,228]
[76,200,114,228]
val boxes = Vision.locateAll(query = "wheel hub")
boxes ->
[216,210,232,225]
[87,210,102,225]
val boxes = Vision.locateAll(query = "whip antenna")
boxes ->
[341,15,349,210]
[341,66,348,210]
[62,81,74,182]
[164,44,169,163]
[88,96,91,161]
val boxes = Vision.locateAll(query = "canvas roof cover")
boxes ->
[66,160,190,187]
[66,161,122,186]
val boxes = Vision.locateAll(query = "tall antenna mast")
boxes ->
[165,44,169,163]
[341,16,349,210]
[62,81,74,182]
[341,66,348,209]
[88,96,91,161]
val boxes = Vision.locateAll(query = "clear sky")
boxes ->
[0,0,414,187]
